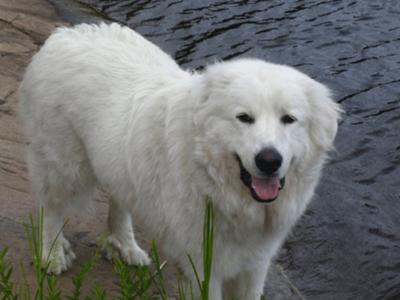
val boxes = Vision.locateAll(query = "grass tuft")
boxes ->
[0,247,19,300]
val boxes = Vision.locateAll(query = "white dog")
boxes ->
[19,23,340,299]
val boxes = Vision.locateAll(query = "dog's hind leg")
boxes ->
[104,200,150,266]
[41,201,76,275]
[26,148,77,275]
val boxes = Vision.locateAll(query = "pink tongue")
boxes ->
[251,176,281,201]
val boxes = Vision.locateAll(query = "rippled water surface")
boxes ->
[78,1,399,299]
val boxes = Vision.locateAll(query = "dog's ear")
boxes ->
[196,63,238,103]
[305,79,342,151]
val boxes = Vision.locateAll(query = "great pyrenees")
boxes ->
[19,23,340,299]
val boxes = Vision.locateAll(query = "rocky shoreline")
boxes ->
[0,0,126,295]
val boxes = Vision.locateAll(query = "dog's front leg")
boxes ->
[181,271,222,300]
[209,276,223,300]
[103,200,150,266]
[224,266,268,300]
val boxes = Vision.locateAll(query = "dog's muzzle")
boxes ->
[236,154,285,203]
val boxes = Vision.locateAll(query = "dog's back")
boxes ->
[18,23,187,191]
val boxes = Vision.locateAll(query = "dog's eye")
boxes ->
[236,113,255,124]
[281,114,297,124]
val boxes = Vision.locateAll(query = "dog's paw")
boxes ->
[122,244,151,266]
[61,236,76,267]
[104,235,151,266]
[42,236,76,275]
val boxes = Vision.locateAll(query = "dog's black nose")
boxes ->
[255,148,282,175]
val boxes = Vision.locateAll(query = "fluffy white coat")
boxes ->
[18,23,341,299]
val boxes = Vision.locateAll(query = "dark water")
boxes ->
[76,0,400,299]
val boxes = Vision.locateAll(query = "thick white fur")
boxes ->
[19,23,341,299]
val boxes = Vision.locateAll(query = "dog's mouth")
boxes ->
[236,155,285,203]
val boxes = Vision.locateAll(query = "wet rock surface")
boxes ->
[74,0,400,299]
[0,0,124,295]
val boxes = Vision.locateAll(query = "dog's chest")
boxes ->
[212,222,271,276]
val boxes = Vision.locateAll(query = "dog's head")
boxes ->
[194,59,341,203]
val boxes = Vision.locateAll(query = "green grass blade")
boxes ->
[113,256,136,300]
[149,241,168,300]
[186,197,215,300]
[46,275,61,300]
[89,285,107,300]
[66,253,98,300]
[202,197,214,300]
[187,254,202,296]
[0,247,19,300]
